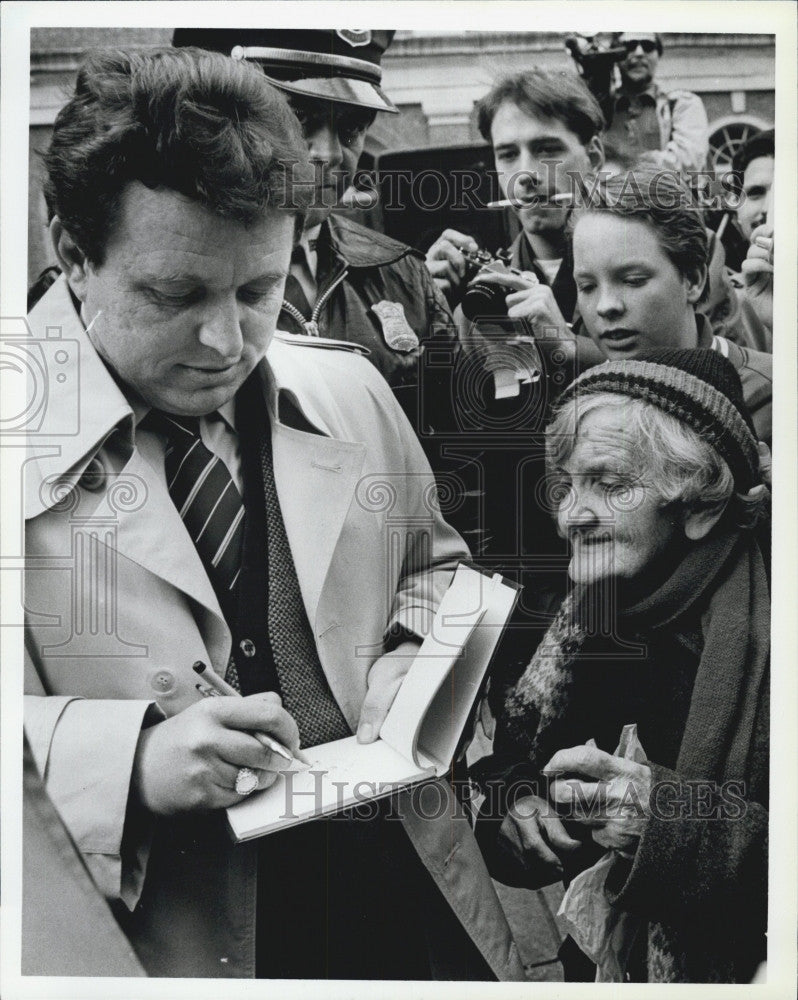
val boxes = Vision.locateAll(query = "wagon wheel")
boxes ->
[708,121,762,171]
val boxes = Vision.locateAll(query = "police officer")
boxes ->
[173,30,459,414]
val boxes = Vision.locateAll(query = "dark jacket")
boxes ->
[508,232,578,323]
[280,214,487,545]
[280,213,458,400]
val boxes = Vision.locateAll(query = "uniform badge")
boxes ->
[336,29,372,48]
[371,301,420,353]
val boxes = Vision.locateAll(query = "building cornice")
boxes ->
[384,31,775,61]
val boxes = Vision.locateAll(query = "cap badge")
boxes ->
[371,301,420,353]
[336,29,372,48]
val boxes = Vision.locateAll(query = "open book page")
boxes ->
[378,564,492,765]
[417,571,519,770]
[227,564,519,842]
[227,592,481,841]
[227,736,434,842]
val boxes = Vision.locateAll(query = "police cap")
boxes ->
[172,28,398,114]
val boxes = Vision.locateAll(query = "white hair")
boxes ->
[546,392,766,527]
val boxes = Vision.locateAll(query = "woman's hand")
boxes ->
[543,744,653,857]
[498,793,582,883]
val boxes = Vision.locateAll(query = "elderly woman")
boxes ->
[473,348,769,983]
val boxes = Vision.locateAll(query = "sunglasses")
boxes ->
[623,39,658,55]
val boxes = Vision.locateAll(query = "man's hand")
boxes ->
[757,441,772,489]
[467,270,571,337]
[132,692,300,815]
[636,150,663,167]
[425,229,479,299]
[741,223,773,331]
[747,440,773,503]
[543,744,653,856]
[497,793,582,886]
[357,640,421,743]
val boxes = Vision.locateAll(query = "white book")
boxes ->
[227,563,519,842]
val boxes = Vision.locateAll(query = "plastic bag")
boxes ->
[555,724,647,983]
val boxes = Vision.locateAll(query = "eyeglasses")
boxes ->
[622,39,658,55]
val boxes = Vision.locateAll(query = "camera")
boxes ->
[460,248,520,323]
[0,316,80,436]
[564,33,627,125]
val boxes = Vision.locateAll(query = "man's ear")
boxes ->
[585,135,604,174]
[685,262,708,305]
[49,217,91,301]
[683,501,726,540]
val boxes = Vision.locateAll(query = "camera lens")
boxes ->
[461,279,510,323]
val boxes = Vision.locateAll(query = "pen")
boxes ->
[486,193,573,209]
[193,662,312,766]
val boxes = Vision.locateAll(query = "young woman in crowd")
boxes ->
[569,167,772,445]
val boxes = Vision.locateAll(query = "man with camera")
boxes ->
[426,69,607,340]
[424,69,608,643]
[424,69,611,446]
[603,32,709,178]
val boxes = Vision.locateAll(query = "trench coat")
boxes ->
[22,277,524,980]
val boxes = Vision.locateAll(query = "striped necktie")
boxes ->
[147,411,245,615]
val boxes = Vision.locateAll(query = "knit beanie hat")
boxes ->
[557,349,760,492]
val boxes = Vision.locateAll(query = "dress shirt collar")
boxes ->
[24,275,329,520]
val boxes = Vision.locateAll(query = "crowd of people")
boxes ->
[22,29,773,985]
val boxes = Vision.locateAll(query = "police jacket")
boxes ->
[279,214,482,547]
[279,215,460,429]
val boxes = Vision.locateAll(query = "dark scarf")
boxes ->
[503,528,769,983]
[504,528,768,782]
[619,530,768,785]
